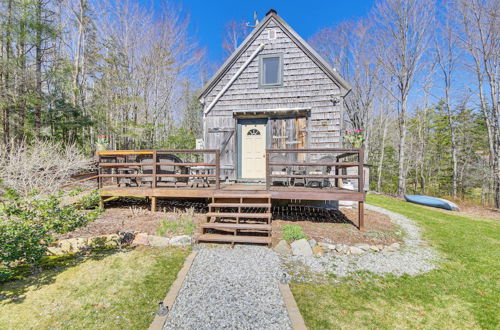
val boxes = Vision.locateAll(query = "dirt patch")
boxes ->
[272,207,401,246]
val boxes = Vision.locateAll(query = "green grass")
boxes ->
[291,194,500,329]
[0,247,189,329]
[156,210,196,237]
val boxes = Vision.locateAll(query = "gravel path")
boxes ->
[285,204,440,280]
[164,245,292,330]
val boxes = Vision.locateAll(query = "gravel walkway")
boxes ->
[285,204,440,280]
[164,245,292,330]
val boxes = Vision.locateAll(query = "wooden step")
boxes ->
[201,223,271,231]
[206,212,272,219]
[212,193,271,199]
[197,233,271,245]
[209,203,271,208]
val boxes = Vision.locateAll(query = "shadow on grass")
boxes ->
[0,247,135,305]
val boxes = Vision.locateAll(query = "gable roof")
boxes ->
[199,10,352,101]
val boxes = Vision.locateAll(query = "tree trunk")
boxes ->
[34,0,43,134]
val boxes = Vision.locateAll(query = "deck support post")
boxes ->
[99,195,104,209]
[358,200,364,231]
[151,196,157,212]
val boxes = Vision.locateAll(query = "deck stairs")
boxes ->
[196,193,272,246]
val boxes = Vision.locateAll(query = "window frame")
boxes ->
[259,53,283,88]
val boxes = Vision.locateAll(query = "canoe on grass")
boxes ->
[404,195,460,211]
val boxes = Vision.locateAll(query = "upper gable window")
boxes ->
[260,54,282,87]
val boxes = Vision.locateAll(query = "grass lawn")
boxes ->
[0,246,189,330]
[291,194,499,329]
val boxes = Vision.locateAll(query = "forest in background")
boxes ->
[0,0,498,207]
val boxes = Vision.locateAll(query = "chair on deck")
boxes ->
[157,153,189,187]
[306,156,333,188]
[136,154,154,187]
[269,154,289,186]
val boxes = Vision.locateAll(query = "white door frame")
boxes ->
[237,118,268,180]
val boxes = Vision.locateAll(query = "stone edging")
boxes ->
[149,251,198,330]
[279,283,308,330]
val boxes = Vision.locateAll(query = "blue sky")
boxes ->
[181,0,375,63]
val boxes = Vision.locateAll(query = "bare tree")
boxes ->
[222,20,249,59]
[455,0,500,207]
[372,0,435,196]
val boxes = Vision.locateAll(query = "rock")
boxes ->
[104,234,120,247]
[383,242,401,252]
[319,242,336,250]
[149,235,171,247]
[118,231,135,245]
[170,235,192,246]
[89,236,108,248]
[273,240,291,255]
[349,246,365,255]
[312,245,324,255]
[369,245,380,252]
[132,233,149,246]
[335,244,345,252]
[291,239,313,257]
[308,239,317,248]
[356,244,370,251]
[47,246,64,255]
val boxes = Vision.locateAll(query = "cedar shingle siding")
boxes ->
[200,12,349,180]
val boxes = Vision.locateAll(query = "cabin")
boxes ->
[96,9,366,246]
[200,9,350,182]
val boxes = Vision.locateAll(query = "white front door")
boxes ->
[241,123,267,179]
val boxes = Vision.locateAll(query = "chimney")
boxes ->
[266,9,277,16]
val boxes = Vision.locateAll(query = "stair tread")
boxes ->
[201,223,271,230]
[207,212,272,218]
[197,233,271,244]
[209,203,271,208]
[213,194,271,199]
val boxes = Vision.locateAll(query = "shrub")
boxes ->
[0,188,100,280]
[75,190,101,210]
[0,139,91,197]
[282,224,308,242]
[156,209,196,236]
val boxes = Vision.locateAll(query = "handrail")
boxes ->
[265,148,364,191]
[97,149,220,189]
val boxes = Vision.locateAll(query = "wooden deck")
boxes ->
[96,148,366,231]
[100,183,365,201]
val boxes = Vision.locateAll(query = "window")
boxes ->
[260,54,282,86]
[247,128,261,135]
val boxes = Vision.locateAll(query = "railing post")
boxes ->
[152,150,157,188]
[97,152,102,189]
[358,148,364,193]
[335,155,340,188]
[215,150,220,190]
[266,149,270,190]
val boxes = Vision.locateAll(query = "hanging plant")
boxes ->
[344,129,364,148]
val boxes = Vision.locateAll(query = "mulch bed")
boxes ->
[60,198,401,246]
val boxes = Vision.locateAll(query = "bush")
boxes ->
[0,188,100,280]
[75,190,101,210]
[156,210,195,236]
[282,224,308,242]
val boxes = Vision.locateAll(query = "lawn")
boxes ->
[0,246,189,330]
[291,194,499,329]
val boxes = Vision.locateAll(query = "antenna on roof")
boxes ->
[245,11,259,28]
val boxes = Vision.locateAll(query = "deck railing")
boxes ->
[265,148,364,191]
[97,149,220,189]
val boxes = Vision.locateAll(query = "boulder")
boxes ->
[132,233,149,246]
[356,244,370,251]
[170,235,192,246]
[313,245,324,255]
[47,246,64,255]
[308,239,317,248]
[383,242,401,252]
[291,239,313,257]
[369,245,380,252]
[148,235,171,247]
[349,246,365,255]
[104,234,120,247]
[118,231,135,245]
[273,240,291,255]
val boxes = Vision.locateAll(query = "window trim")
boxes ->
[259,53,283,88]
